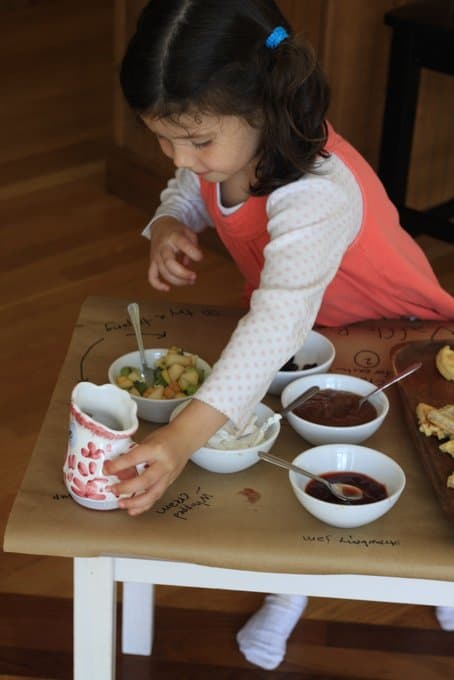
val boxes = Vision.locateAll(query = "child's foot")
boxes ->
[236,593,308,670]
[436,606,454,631]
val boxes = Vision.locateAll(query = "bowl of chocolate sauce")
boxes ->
[281,374,389,445]
[268,331,335,396]
[289,444,406,528]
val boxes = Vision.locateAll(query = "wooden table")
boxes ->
[4,297,454,680]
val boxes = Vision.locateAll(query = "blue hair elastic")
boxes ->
[265,26,289,49]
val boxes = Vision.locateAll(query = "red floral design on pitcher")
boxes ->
[77,461,97,477]
[70,476,108,500]
[81,442,104,460]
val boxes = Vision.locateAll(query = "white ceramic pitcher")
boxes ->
[63,382,140,510]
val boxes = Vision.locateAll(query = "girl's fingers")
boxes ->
[104,447,146,475]
[156,250,196,285]
[111,475,147,498]
[120,488,161,515]
[109,463,155,497]
[116,466,140,481]
[118,479,168,515]
[173,233,203,262]
[108,451,169,495]
[148,261,170,291]
[163,257,196,283]
[149,232,202,290]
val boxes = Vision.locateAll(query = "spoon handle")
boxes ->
[280,385,320,416]
[359,361,422,406]
[258,450,322,484]
[127,302,146,363]
[258,451,363,502]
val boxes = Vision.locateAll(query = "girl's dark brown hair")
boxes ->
[121,0,330,196]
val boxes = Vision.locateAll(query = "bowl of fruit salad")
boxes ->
[108,347,211,423]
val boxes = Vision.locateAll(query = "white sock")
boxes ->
[236,593,308,670]
[435,606,454,631]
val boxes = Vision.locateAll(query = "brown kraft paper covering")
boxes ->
[4,296,454,580]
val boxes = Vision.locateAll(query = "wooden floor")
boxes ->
[1,2,454,679]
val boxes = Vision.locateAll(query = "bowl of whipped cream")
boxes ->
[170,401,281,473]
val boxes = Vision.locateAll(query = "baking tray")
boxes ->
[391,340,454,518]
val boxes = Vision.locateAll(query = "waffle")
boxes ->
[416,402,454,467]
[435,345,454,381]
[440,439,454,457]
[427,404,454,437]
[416,402,448,439]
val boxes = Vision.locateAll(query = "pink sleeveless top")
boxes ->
[200,125,454,325]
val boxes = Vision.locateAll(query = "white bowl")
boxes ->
[108,349,211,423]
[289,444,406,527]
[268,331,336,396]
[170,402,281,473]
[281,373,389,445]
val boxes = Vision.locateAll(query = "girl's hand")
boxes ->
[148,217,203,291]
[104,400,227,516]
[103,425,192,516]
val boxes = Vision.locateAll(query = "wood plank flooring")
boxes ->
[1,1,453,678]
[1,593,454,680]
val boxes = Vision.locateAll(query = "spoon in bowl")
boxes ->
[235,386,320,442]
[280,385,320,416]
[258,451,363,502]
[357,361,422,408]
[127,302,155,385]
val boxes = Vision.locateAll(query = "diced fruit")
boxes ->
[144,385,165,399]
[178,368,199,390]
[133,381,148,396]
[161,368,171,385]
[166,353,192,367]
[128,369,142,383]
[117,375,133,389]
[168,363,185,382]
[163,382,181,399]
[116,348,205,400]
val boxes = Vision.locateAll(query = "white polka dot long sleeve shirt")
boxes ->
[143,155,363,428]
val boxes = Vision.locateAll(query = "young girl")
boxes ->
[106,0,454,670]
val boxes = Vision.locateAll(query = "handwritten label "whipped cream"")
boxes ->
[155,488,215,520]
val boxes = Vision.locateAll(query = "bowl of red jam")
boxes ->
[281,373,389,445]
[289,444,406,527]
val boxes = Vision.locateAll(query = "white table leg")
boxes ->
[74,557,117,680]
[121,582,154,655]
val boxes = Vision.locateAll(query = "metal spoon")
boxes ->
[280,385,320,416]
[258,451,363,502]
[235,386,320,441]
[357,361,423,408]
[127,302,155,385]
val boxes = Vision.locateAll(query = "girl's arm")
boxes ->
[193,159,362,429]
[143,168,212,238]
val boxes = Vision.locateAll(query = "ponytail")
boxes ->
[252,33,330,195]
